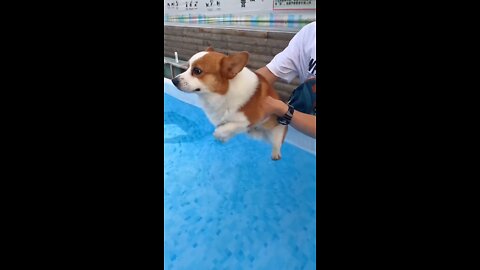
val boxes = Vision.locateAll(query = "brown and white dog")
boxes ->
[171,47,287,160]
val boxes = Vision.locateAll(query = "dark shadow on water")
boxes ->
[164,111,211,144]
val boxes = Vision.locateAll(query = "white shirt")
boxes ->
[266,21,316,84]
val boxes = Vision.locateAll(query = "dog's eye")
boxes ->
[192,67,202,75]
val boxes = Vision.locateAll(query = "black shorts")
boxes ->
[287,78,316,115]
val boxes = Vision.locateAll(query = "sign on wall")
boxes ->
[273,0,316,10]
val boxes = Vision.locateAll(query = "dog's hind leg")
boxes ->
[267,124,288,160]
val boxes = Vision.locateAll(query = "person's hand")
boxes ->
[263,96,288,117]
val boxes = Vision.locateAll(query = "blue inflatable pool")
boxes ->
[164,83,316,269]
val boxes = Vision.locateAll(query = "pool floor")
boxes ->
[164,93,316,269]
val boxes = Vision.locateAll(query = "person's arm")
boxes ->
[264,96,316,138]
[256,66,278,85]
[256,67,316,138]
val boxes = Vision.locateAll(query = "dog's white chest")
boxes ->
[199,97,227,126]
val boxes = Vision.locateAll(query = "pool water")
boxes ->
[164,92,316,269]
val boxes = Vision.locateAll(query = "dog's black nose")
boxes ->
[172,77,180,87]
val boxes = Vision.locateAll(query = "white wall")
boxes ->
[164,0,316,18]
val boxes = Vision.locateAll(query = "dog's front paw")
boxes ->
[213,129,230,143]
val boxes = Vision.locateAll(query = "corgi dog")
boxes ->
[171,47,287,160]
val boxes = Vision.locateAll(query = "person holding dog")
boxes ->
[257,21,316,139]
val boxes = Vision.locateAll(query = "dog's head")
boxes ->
[172,47,249,95]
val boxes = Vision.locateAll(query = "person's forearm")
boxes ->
[290,111,316,138]
[275,102,316,138]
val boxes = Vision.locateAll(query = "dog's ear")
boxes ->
[206,46,215,52]
[221,51,249,79]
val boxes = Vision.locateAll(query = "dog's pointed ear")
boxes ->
[206,46,215,52]
[221,51,249,79]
